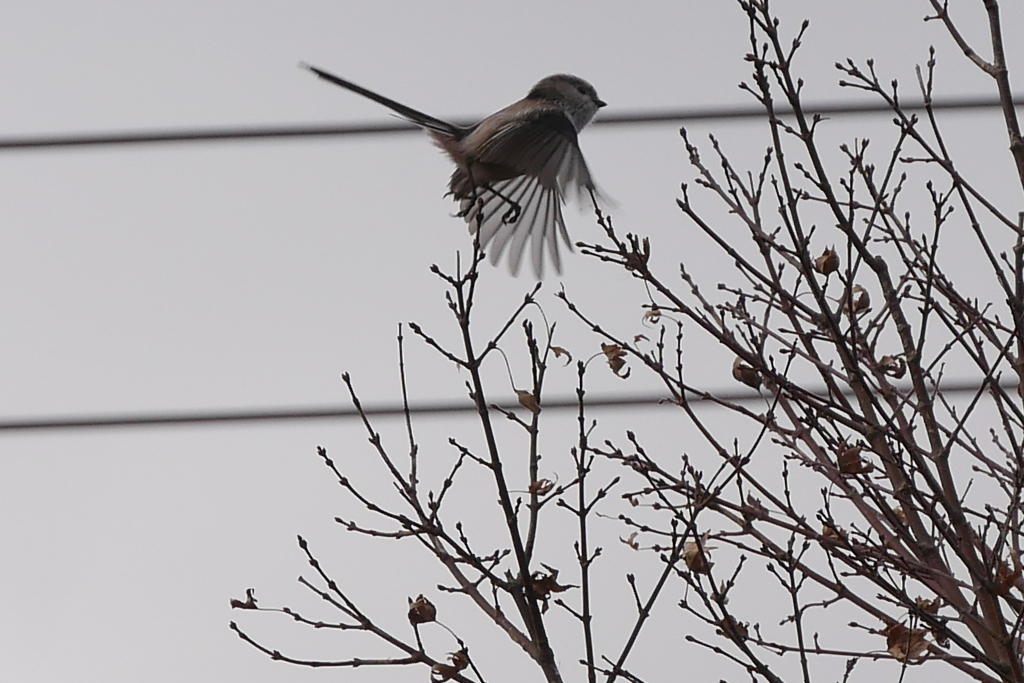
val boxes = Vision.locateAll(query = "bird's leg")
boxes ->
[500,198,521,225]
[480,183,522,225]
[454,182,521,225]
[453,164,521,224]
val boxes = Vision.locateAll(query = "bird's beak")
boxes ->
[596,99,607,108]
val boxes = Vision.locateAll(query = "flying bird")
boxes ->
[303,65,606,277]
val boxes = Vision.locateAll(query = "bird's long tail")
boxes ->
[301,64,463,138]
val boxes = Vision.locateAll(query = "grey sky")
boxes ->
[1,1,1020,681]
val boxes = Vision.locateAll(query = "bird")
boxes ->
[302,64,606,277]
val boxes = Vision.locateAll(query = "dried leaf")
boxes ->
[407,594,437,625]
[884,622,930,662]
[821,523,847,544]
[431,649,470,682]
[633,334,649,343]
[878,354,906,379]
[683,533,715,573]
[911,599,947,646]
[742,495,768,521]
[995,559,1021,596]
[732,357,762,390]
[601,343,630,378]
[915,596,941,615]
[229,588,258,610]
[531,564,577,612]
[814,247,839,275]
[515,389,541,415]
[838,444,873,475]
[643,308,661,325]
[894,507,908,524]
[716,616,749,640]
[529,478,555,496]
[621,532,640,550]
[551,346,572,366]
[843,285,870,315]
[431,664,460,682]
[450,649,469,671]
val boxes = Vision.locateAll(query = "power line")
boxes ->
[0,96,1016,151]
[0,379,1005,433]
[0,94,1015,434]
[0,394,669,433]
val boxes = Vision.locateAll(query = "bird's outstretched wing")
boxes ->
[461,174,571,276]
[457,109,599,277]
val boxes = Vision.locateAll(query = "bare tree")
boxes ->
[231,2,1024,682]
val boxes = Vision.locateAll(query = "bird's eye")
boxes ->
[577,86,588,95]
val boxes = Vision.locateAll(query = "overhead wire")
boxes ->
[0,95,1016,151]
[0,380,1008,432]
[0,96,1017,432]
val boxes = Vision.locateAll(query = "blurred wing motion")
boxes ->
[302,64,602,278]
[454,109,601,277]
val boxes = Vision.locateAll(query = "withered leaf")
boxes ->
[551,346,572,366]
[229,588,258,610]
[531,564,577,612]
[529,478,555,496]
[621,532,640,550]
[431,664,459,682]
[601,343,630,378]
[995,559,1021,596]
[732,357,762,390]
[716,616,749,640]
[838,444,873,475]
[407,594,437,625]
[814,247,839,275]
[915,596,941,615]
[878,354,906,379]
[431,649,469,682]
[884,622,930,662]
[821,523,847,543]
[450,649,469,671]
[742,495,768,521]
[643,308,661,325]
[683,533,715,573]
[843,285,870,315]
[515,389,541,415]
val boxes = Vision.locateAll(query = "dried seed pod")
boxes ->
[814,247,839,274]
[515,389,541,415]
[683,533,715,573]
[843,285,870,315]
[837,443,873,475]
[732,357,762,389]
[601,343,630,378]
[407,594,437,625]
[883,622,930,662]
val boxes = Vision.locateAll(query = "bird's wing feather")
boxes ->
[461,175,571,278]
[473,109,595,190]
[458,109,599,277]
